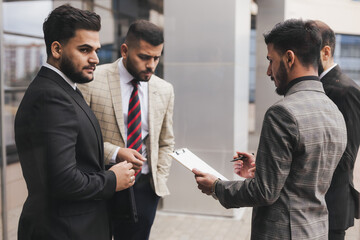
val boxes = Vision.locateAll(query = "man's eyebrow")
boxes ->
[78,44,92,48]
[78,44,101,51]
[139,53,161,57]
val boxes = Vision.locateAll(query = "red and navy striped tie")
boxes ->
[127,80,142,176]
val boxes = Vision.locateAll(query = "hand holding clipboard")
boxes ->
[169,148,228,181]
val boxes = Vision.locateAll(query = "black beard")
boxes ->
[125,56,153,82]
[275,61,289,96]
[60,55,94,84]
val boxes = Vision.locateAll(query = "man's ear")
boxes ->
[51,41,62,60]
[121,43,128,59]
[321,46,331,61]
[285,50,295,68]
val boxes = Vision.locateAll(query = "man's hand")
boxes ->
[109,161,135,191]
[233,151,256,178]
[192,168,218,195]
[116,148,146,171]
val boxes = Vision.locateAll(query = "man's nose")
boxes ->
[89,51,99,65]
[266,65,271,76]
[146,58,156,70]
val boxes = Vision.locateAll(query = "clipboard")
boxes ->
[169,148,228,180]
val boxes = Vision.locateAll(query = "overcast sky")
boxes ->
[3,1,52,43]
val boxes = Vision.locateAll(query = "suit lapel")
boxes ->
[148,79,158,159]
[39,67,104,166]
[108,61,126,143]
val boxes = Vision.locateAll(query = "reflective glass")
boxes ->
[3,1,52,37]
[335,34,360,85]
[3,0,50,166]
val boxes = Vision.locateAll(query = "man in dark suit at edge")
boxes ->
[14,5,135,240]
[315,20,360,240]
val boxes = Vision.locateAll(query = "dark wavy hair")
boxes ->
[43,4,101,57]
[264,19,322,69]
[125,20,164,47]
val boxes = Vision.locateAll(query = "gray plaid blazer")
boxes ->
[216,80,347,239]
[79,59,175,197]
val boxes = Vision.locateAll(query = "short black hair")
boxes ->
[264,19,322,69]
[43,4,101,57]
[315,20,336,57]
[125,20,164,47]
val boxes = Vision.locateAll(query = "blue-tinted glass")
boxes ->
[335,34,360,85]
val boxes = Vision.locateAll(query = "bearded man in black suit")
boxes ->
[316,20,360,240]
[15,5,136,240]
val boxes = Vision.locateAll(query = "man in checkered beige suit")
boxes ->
[79,20,174,240]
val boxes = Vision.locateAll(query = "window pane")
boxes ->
[3,0,50,164]
[3,1,52,37]
[335,34,360,85]
[4,34,46,88]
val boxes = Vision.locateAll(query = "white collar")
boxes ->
[118,58,136,85]
[43,62,77,90]
[319,63,337,80]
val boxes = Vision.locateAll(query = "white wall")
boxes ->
[285,0,360,35]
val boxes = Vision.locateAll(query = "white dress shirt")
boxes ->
[111,58,150,174]
[319,63,337,80]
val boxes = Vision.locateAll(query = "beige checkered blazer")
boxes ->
[79,59,175,197]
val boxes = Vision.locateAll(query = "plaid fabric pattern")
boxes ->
[79,59,175,197]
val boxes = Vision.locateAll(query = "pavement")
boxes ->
[150,206,359,240]
[150,208,252,240]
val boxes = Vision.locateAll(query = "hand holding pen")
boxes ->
[232,152,256,179]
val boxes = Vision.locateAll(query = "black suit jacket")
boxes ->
[15,67,117,240]
[322,65,360,230]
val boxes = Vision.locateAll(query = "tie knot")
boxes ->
[131,79,139,88]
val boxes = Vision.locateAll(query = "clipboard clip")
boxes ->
[174,149,185,155]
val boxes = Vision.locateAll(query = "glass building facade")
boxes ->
[336,34,360,85]
[0,0,164,238]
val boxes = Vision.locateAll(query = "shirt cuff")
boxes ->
[110,147,120,164]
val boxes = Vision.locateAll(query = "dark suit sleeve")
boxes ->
[216,105,297,208]
[338,86,360,170]
[40,89,116,201]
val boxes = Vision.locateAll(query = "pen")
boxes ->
[230,153,255,162]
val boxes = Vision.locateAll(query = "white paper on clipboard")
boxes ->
[169,148,228,181]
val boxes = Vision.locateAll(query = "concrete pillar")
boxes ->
[251,0,285,150]
[163,0,251,216]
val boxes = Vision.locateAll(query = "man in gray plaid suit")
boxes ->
[79,20,174,240]
[193,19,347,239]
